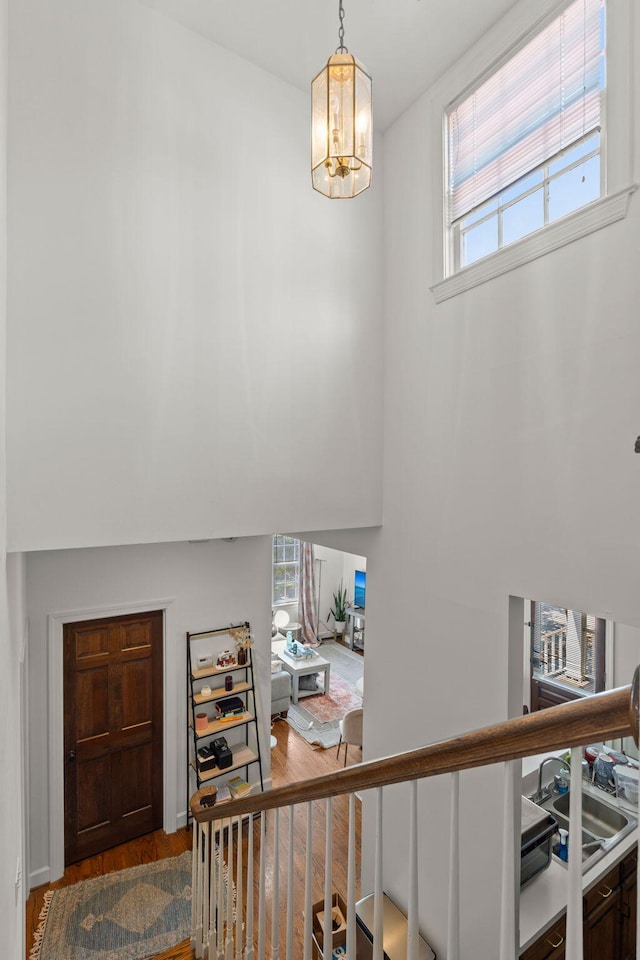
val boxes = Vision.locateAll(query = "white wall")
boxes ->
[7,0,383,553]
[0,0,24,948]
[25,536,272,885]
[368,1,640,955]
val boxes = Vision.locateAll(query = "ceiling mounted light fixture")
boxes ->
[311,0,372,199]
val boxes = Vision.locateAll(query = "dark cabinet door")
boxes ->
[521,916,566,960]
[583,866,622,960]
[620,851,637,960]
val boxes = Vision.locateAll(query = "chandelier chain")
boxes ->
[336,0,348,54]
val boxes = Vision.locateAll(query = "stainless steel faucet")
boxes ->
[536,756,569,801]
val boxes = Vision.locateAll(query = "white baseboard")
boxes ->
[29,866,50,888]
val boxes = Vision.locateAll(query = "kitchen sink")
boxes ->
[531,786,637,871]
[551,791,630,839]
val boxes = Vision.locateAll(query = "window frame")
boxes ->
[429,0,636,303]
[272,535,301,606]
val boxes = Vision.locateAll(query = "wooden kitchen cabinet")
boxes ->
[583,864,622,960]
[620,850,637,960]
[521,848,637,960]
[521,916,566,960]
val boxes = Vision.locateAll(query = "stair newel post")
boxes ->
[258,811,267,960]
[245,813,255,960]
[226,819,235,960]
[447,771,460,960]
[566,746,584,960]
[323,797,333,960]
[235,817,244,960]
[373,787,384,960]
[286,806,295,960]
[271,808,281,960]
[304,802,313,960]
[407,780,419,960]
[346,792,357,960]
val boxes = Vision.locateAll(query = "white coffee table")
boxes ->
[278,650,331,704]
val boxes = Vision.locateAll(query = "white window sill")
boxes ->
[431,184,637,304]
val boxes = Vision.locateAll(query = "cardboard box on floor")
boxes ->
[311,892,348,959]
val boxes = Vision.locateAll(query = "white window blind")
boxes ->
[448,0,604,223]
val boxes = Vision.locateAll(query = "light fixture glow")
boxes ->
[311,0,372,199]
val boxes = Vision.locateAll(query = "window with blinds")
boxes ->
[446,0,605,270]
[531,603,605,695]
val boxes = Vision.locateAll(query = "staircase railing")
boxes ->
[190,669,639,960]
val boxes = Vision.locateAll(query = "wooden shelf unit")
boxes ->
[186,623,264,823]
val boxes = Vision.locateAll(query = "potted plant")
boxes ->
[328,582,349,635]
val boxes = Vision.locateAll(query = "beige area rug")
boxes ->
[30,851,229,960]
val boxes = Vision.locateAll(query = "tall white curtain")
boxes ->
[299,542,318,645]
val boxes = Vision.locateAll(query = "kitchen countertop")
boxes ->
[519,782,638,952]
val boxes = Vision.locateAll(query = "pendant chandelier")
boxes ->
[311,0,372,199]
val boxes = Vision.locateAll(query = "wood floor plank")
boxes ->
[25,716,362,960]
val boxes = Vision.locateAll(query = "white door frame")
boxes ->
[47,598,176,883]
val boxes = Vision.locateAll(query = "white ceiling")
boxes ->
[138,0,519,131]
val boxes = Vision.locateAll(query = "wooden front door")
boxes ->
[64,610,163,865]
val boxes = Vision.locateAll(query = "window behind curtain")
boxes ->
[272,536,300,605]
[446,0,605,270]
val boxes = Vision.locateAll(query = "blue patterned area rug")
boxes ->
[30,852,195,960]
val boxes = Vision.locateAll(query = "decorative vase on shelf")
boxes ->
[237,648,247,665]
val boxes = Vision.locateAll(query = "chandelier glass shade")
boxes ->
[311,50,372,198]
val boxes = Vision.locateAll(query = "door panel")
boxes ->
[64,610,163,864]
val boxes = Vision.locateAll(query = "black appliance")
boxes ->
[521,796,557,888]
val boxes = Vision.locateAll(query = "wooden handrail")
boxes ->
[191,669,640,823]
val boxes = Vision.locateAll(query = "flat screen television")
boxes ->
[354,569,366,609]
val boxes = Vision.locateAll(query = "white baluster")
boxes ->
[346,793,357,960]
[210,821,218,954]
[566,747,583,960]
[304,802,313,960]
[499,760,518,960]
[246,813,255,960]
[236,816,244,960]
[203,821,210,953]
[324,797,333,960]
[286,807,294,960]
[226,819,235,960]
[218,821,226,960]
[192,819,200,954]
[258,812,267,960]
[272,808,281,960]
[447,772,460,960]
[407,781,419,960]
[373,787,383,960]
[196,822,204,959]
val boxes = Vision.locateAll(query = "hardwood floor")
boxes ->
[25,716,362,960]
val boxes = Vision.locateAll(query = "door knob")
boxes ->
[67,750,76,762]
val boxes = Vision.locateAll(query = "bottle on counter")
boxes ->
[557,828,569,862]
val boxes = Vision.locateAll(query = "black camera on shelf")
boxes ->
[211,736,233,769]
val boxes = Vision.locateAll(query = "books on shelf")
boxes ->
[215,784,232,804]
[227,774,252,798]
